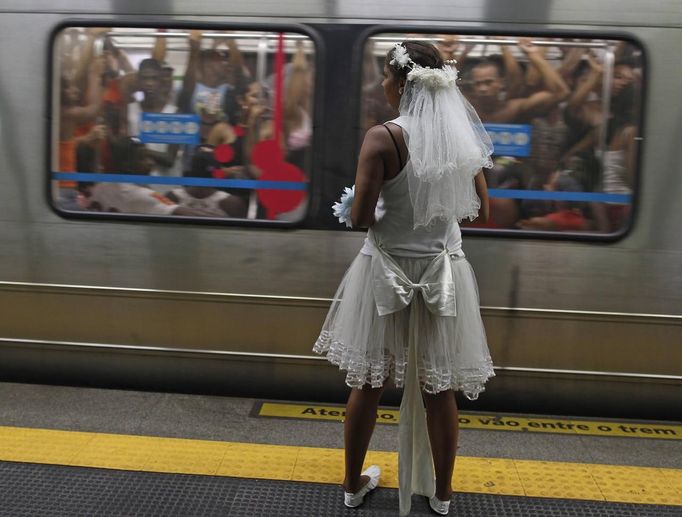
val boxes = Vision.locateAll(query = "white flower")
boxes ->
[390,43,412,69]
[407,65,457,89]
[332,186,355,228]
[332,186,386,228]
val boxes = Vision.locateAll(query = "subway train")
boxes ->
[0,0,680,421]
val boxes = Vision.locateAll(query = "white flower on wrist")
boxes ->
[332,186,355,228]
[332,185,386,228]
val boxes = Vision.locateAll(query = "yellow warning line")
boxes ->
[0,425,680,506]
[258,402,682,440]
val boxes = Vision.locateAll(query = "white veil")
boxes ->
[397,59,493,229]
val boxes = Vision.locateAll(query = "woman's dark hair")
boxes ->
[385,41,444,80]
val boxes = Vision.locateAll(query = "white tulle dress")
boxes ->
[313,117,495,515]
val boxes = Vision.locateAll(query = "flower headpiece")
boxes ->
[384,42,493,229]
[389,42,458,89]
[390,43,413,69]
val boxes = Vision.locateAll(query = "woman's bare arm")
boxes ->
[351,126,387,228]
[473,170,489,223]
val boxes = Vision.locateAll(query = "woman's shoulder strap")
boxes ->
[381,123,404,171]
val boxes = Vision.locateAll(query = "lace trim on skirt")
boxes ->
[314,332,495,400]
[313,252,495,399]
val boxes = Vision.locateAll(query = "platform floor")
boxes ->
[0,382,681,516]
[3,461,681,517]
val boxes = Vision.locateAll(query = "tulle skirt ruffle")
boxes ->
[313,252,494,399]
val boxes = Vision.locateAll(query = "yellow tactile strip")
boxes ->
[259,402,682,440]
[0,426,680,506]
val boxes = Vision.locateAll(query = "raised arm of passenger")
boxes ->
[516,38,570,115]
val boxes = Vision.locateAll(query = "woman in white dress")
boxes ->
[313,41,495,515]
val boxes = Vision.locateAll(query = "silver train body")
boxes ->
[0,0,680,419]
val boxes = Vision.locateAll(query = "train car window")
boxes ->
[51,27,315,223]
[361,33,644,237]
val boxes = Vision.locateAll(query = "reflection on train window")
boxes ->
[51,27,315,222]
[361,34,643,235]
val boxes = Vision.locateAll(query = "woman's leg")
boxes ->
[423,389,459,500]
[342,384,385,493]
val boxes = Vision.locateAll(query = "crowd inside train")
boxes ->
[56,28,313,220]
[364,36,642,233]
[55,29,641,232]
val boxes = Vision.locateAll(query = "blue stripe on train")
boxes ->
[53,173,631,203]
[487,189,631,203]
[53,172,308,191]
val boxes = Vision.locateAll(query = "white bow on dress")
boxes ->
[371,243,460,317]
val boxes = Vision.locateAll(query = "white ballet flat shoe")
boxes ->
[428,495,451,515]
[343,465,381,508]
